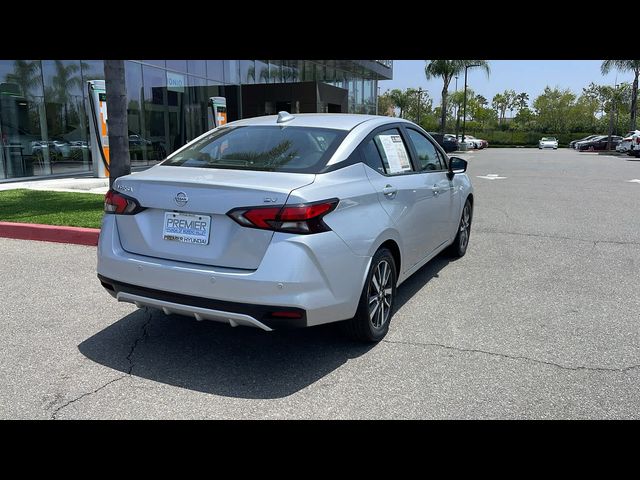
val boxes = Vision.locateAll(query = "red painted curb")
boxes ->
[0,221,100,246]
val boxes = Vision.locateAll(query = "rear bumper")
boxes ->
[98,275,306,330]
[97,215,371,328]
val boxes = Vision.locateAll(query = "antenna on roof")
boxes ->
[277,111,295,123]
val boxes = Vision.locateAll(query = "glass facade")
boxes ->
[0,60,392,181]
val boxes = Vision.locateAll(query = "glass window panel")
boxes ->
[255,60,269,83]
[240,60,255,84]
[81,60,104,81]
[187,60,207,77]
[124,61,148,165]
[41,60,90,175]
[206,60,224,82]
[141,65,169,160]
[223,60,239,85]
[143,60,166,68]
[166,60,187,72]
[269,61,282,83]
[0,60,47,178]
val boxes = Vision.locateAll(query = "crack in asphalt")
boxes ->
[382,339,640,374]
[475,229,640,247]
[50,375,127,420]
[50,308,154,420]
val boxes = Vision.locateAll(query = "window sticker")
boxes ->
[378,135,412,173]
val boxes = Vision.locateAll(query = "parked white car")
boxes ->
[616,134,634,153]
[457,135,487,149]
[629,130,640,157]
[539,137,558,149]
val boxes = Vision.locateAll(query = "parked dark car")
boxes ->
[576,135,623,151]
[428,132,459,153]
[569,135,599,149]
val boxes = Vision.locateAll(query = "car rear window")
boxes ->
[162,125,347,173]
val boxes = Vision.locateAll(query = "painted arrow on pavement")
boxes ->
[628,179,640,183]
[476,174,507,180]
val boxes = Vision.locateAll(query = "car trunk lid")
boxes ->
[113,166,315,269]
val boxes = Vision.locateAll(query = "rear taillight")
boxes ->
[636,137,640,144]
[104,189,145,215]
[227,198,339,234]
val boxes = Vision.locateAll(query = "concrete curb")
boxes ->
[0,221,100,246]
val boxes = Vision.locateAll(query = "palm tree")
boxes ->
[50,61,84,129]
[389,89,410,118]
[601,60,640,130]
[425,60,490,133]
[4,60,41,98]
[104,60,130,187]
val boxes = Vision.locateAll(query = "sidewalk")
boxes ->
[0,177,109,194]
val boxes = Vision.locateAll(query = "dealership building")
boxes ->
[0,60,393,181]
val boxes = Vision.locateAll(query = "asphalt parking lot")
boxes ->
[1,148,639,419]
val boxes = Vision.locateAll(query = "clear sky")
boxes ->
[380,60,627,106]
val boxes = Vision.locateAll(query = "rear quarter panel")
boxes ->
[286,163,402,259]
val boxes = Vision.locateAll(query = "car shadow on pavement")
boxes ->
[78,307,375,399]
[393,253,452,311]
[78,253,452,400]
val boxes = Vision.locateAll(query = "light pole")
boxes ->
[462,64,480,148]
[455,75,460,138]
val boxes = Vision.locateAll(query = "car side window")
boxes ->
[406,129,444,171]
[371,128,414,175]
[360,139,386,175]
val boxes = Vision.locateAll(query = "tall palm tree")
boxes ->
[601,60,640,130]
[104,60,130,187]
[425,60,490,133]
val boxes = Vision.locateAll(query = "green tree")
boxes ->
[514,92,529,113]
[405,88,433,124]
[601,60,640,130]
[532,87,576,133]
[377,91,395,116]
[389,88,411,118]
[424,60,490,133]
[492,93,509,125]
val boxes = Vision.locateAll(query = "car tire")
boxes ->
[343,248,397,343]
[447,198,472,258]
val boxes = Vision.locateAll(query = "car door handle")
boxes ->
[431,184,441,195]
[382,185,397,197]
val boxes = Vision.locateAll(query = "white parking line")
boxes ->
[476,174,507,180]
[628,179,640,184]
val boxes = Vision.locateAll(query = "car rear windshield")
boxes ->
[161,125,347,173]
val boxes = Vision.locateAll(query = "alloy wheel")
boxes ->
[459,203,471,251]
[368,260,393,329]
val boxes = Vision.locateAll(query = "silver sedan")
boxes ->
[97,113,474,342]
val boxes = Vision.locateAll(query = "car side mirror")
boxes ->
[447,156,467,180]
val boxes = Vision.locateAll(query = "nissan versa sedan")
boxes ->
[97,113,474,342]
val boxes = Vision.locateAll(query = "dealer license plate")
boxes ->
[162,212,211,245]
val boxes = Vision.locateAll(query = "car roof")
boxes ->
[224,113,403,131]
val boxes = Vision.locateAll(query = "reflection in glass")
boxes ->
[255,60,269,84]
[223,60,239,85]
[206,60,224,82]
[0,60,47,178]
[241,60,255,84]
[42,60,90,175]
[187,60,207,78]
[166,60,187,72]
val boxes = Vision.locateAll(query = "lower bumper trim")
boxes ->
[98,274,308,330]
